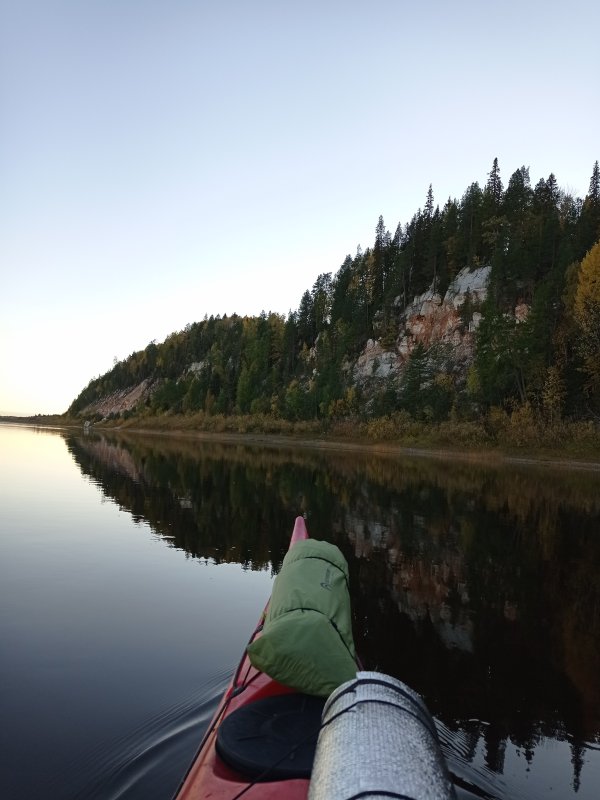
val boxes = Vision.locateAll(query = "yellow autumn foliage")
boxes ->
[574,240,600,392]
[574,240,600,324]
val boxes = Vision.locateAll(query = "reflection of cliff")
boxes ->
[338,496,600,795]
[64,430,600,794]
[77,436,147,485]
[343,512,473,653]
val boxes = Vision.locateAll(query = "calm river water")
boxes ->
[1,423,599,800]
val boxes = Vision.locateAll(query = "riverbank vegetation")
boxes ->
[67,160,600,454]
[91,408,600,463]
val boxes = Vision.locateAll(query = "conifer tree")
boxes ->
[576,161,600,257]
[589,160,600,202]
[330,255,354,326]
[456,182,483,268]
[481,158,507,263]
[424,184,434,218]
[297,290,314,346]
[282,311,298,377]
[373,215,387,306]
[485,157,504,207]
[311,273,333,336]
[442,198,460,278]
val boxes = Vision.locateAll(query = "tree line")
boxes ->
[69,159,600,424]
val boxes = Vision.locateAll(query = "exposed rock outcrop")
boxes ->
[354,265,492,386]
[80,264,530,419]
[82,378,157,417]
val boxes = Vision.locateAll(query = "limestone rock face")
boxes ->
[354,339,402,381]
[355,265,494,388]
[187,361,207,375]
[82,378,157,417]
[443,265,491,308]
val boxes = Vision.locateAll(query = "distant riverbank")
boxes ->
[6,410,599,473]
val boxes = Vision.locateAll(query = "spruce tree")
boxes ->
[576,161,600,257]
[373,215,387,306]
[424,184,434,218]
[311,273,333,336]
[456,182,483,268]
[485,157,504,207]
[297,290,314,346]
[589,160,600,202]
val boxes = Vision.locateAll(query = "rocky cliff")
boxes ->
[81,265,531,419]
[353,265,492,388]
[82,378,157,418]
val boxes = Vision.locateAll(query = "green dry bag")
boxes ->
[247,539,357,697]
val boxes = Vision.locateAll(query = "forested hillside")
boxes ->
[69,160,600,429]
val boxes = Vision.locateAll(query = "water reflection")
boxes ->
[65,431,600,799]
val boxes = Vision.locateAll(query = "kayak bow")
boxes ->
[173,515,456,800]
[173,516,312,800]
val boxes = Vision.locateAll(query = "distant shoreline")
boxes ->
[112,426,600,473]
[4,415,600,473]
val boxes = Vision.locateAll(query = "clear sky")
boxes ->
[1,0,598,415]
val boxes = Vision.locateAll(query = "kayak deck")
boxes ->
[176,667,310,798]
[174,516,457,800]
[175,517,312,799]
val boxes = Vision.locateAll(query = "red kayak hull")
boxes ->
[174,516,311,799]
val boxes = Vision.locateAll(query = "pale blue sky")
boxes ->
[1,0,598,414]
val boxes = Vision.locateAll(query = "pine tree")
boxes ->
[311,273,333,336]
[297,290,314,346]
[330,255,354,326]
[424,184,434,219]
[485,157,504,207]
[588,160,600,202]
[373,215,387,305]
[442,198,460,278]
[282,311,298,378]
[504,167,532,225]
[576,161,600,257]
[530,175,562,282]
[386,223,406,306]
[456,182,484,268]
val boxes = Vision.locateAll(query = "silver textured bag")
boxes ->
[309,671,455,799]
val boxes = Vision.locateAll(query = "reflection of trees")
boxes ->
[335,464,600,795]
[65,432,600,794]
[65,434,317,572]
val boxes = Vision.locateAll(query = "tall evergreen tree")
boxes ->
[373,215,387,306]
[311,273,333,336]
[485,157,504,207]
[330,255,354,326]
[589,160,600,202]
[442,197,460,279]
[297,290,314,346]
[456,182,484,268]
[576,161,600,257]
[481,158,507,263]
[424,184,434,218]
[386,223,407,306]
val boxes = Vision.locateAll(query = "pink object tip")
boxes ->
[290,515,309,545]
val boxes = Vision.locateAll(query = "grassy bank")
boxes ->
[82,408,600,465]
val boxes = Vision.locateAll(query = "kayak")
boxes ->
[172,516,455,800]
[173,516,316,800]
